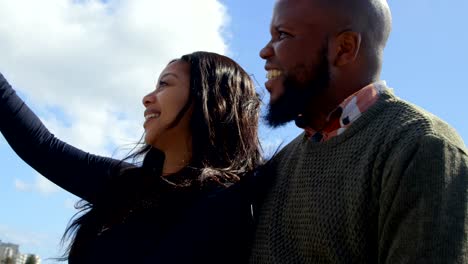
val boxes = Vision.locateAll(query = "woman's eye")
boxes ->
[155,80,169,92]
[157,81,169,90]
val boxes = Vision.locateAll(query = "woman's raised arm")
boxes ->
[0,73,133,202]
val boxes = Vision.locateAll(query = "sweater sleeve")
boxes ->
[378,134,468,264]
[0,73,134,202]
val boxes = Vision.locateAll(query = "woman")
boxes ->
[0,51,262,263]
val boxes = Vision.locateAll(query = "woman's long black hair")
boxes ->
[60,51,262,261]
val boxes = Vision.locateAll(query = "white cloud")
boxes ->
[14,174,62,196]
[0,0,229,156]
[14,179,30,192]
[0,224,54,249]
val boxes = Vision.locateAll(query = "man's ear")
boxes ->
[330,31,362,67]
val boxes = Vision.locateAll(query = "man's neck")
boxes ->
[300,78,379,130]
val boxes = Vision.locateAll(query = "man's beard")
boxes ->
[264,48,331,128]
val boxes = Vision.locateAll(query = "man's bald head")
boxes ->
[312,0,392,58]
[320,0,392,52]
[261,0,393,128]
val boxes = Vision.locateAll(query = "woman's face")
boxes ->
[142,60,192,149]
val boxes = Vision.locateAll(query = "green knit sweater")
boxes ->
[250,90,468,263]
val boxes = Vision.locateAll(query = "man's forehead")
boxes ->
[273,0,335,18]
[272,0,332,26]
[274,0,326,9]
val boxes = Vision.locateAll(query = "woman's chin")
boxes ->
[144,134,158,147]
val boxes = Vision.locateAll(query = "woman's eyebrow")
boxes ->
[159,72,179,79]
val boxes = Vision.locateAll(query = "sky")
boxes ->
[0,0,467,262]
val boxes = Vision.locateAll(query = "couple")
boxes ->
[1,0,467,263]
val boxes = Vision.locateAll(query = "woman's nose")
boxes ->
[142,91,156,107]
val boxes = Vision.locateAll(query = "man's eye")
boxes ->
[278,31,290,40]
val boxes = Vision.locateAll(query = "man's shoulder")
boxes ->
[377,92,466,149]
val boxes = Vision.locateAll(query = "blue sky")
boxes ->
[0,1,467,262]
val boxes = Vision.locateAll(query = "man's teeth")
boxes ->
[267,70,282,80]
[145,113,160,120]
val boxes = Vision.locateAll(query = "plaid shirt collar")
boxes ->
[304,81,388,142]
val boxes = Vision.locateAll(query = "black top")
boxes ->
[0,73,254,263]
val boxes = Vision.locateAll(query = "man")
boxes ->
[250,0,467,263]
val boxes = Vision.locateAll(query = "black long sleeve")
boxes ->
[0,73,133,202]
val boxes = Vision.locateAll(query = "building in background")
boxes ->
[0,240,19,264]
[13,254,26,264]
[15,253,40,264]
[0,241,40,264]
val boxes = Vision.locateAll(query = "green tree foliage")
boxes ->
[25,255,37,264]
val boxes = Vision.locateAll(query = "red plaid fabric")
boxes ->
[305,81,387,142]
